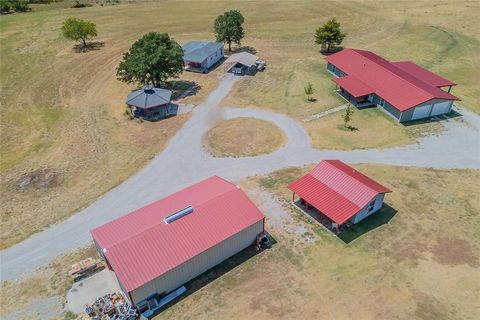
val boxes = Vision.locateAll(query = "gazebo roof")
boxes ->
[126,86,172,109]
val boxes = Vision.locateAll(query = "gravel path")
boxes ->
[2,74,479,281]
[303,104,348,122]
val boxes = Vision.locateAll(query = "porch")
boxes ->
[184,61,207,73]
[131,104,177,121]
[292,196,351,235]
[332,75,375,108]
[336,88,374,108]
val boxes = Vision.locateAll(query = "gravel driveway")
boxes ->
[2,74,479,281]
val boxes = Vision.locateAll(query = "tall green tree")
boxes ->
[116,32,184,88]
[214,10,245,52]
[62,18,97,48]
[315,18,346,52]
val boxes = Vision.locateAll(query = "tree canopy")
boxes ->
[116,32,184,88]
[314,18,346,52]
[214,10,245,52]
[62,18,97,48]
[0,0,29,14]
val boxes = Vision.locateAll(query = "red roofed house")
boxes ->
[325,48,459,122]
[91,176,265,310]
[288,160,391,229]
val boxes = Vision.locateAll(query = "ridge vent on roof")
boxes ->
[164,205,194,224]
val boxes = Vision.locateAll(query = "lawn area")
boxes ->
[0,0,226,248]
[304,107,444,150]
[203,118,285,157]
[1,0,478,247]
[0,244,97,319]
[221,0,479,116]
[154,165,480,320]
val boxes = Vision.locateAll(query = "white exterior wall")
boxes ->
[430,100,453,116]
[130,219,264,304]
[350,193,385,224]
[411,103,433,120]
[203,47,224,69]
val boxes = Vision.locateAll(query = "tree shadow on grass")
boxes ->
[338,203,398,244]
[150,232,276,316]
[320,46,344,56]
[166,80,201,100]
[337,124,359,131]
[73,41,105,53]
[231,46,257,55]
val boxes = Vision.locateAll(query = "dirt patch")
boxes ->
[413,292,451,320]
[391,232,429,264]
[16,168,61,191]
[203,118,285,157]
[431,237,479,267]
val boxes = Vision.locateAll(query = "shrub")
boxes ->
[71,0,92,8]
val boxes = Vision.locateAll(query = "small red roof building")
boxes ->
[288,160,391,225]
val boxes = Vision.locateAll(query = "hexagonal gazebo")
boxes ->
[126,86,173,121]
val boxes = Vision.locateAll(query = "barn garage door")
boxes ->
[430,101,452,116]
[411,104,433,120]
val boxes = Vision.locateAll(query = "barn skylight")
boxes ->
[163,206,194,224]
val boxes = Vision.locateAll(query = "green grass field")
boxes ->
[0,0,478,255]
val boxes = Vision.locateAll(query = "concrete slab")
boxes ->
[66,269,121,314]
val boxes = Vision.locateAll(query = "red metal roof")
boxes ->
[325,49,459,111]
[288,160,391,225]
[91,176,265,292]
[333,75,374,98]
[392,61,456,88]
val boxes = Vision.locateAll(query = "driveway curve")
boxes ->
[2,74,479,281]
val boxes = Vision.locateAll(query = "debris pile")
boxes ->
[68,257,101,280]
[85,292,137,320]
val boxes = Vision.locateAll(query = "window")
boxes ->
[332,65,336,73]
[368,200,375,212]
[379,98,385,107]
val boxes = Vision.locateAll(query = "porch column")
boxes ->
[448,86,452,93]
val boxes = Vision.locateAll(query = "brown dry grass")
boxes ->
[1,0,478,248]
[155,165,480,320]
[203,118,285,157]
[0,245,97,318]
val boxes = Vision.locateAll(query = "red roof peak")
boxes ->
[288,160,391,225]
[325,48,459,111]
[91,176,264,292]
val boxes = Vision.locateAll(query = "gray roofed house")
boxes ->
[126,86,174,121]
[182,41,224,72]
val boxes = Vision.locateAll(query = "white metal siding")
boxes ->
[430,101,452,116]
[350,194,385,224]
[411,104,433,120]
[205,48,224,69]
[130,220,264,304]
